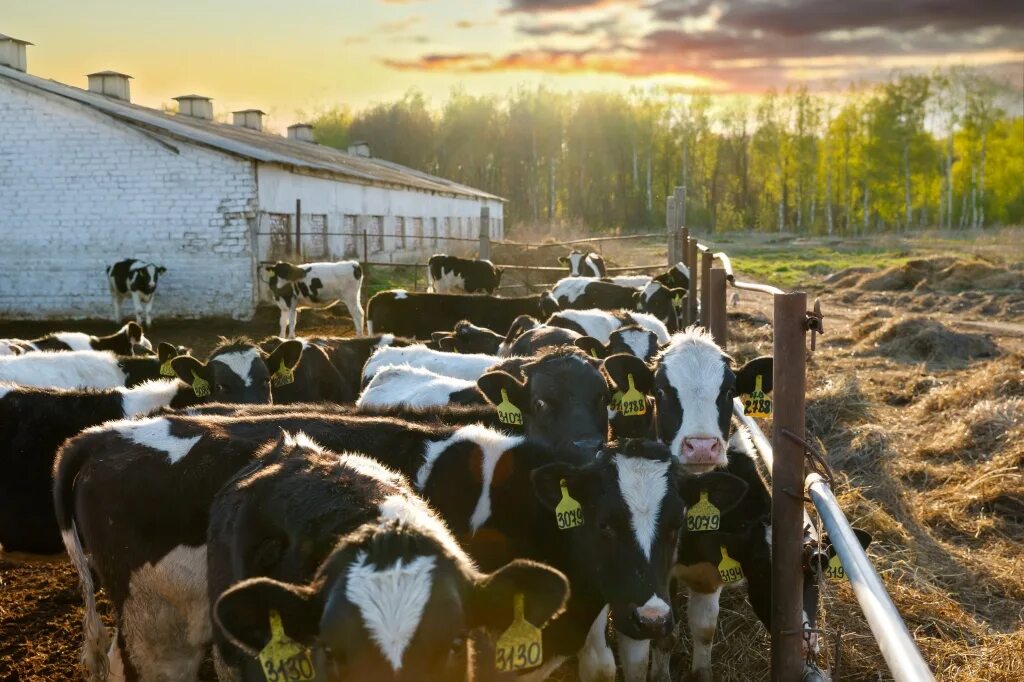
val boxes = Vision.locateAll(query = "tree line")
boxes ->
[309,68,1023,234]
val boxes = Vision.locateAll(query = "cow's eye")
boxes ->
[655,388,666,400]
[599,521,615,537]
[534,399,548,412]
[450,634,466,653]
[216,384,229,392]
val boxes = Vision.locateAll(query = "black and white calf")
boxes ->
[575,325,661,363]
[0,379,202,555]
[551,277,641,312]
[497,315,581,357]
[547,309,670,346]
[431,320,505,355]
[367,290,560,339]
[310,334,414,403]
[653,262,690,290]
[363,345,500,384]
[0,322,150,357]
[258,337,349,405]
[357,365,487,410]
[210,433,569,681]
[427,254,504,294]
[266,260,365,338]
[107,259,166,327]
[637,281,686,334]
[559,250,606,277]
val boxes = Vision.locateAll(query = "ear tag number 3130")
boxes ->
[743,375,771,418]
[686,490,721,532]
[497,389,523,426]
[495,593,543,672]
[618,374,647,416]
[555,479,583,530]
[258,610,316,682]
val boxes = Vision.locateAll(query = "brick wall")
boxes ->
[0,78,259,320]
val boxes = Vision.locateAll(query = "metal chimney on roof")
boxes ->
[87,71,132,101]
[232,109,265,132]
[0,33,32,72]
[174,95,213,120]
[287,123,314,142]
[348,141,370,158]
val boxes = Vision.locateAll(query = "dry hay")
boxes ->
[858,316,999,367]
[855,257,1023,293]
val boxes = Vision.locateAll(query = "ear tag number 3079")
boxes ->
[191,371,210,398]
[495,593,543,672]
[686,491,721,532]
[718,546,744,584]
[272,360,295,388]
[555,479,583,530]
[618,374,647,417]
[825,554,846,582]
[743,375,772,418]
[497,388,523,426]
[258,610,316,682]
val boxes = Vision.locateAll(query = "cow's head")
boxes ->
[653,327,773,472]
[265,261,309,282]
[653,263,689,290]
[575,326,661,362]
[538,292,560,319]
[492,267,505,291]
[558,249,587,276]
[96,322,151,355]
[129,263,166,296]
[532,439,696,639]
[601,353,656,440]
[215,470,569,681]
[477,347,608,454]
[170,337,304,404]
[434,321,503,355]
[636,282,686,334]
[498,315,541,355]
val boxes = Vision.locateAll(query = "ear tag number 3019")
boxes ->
[272,360,295,388]
[718,546,744,584]
[497,388,523,426]
[258,610,316,682]
[191,371,210,398]
[743,375,771,418]
[686,491,721,532]
[555,479,583,530]
[825,554,846,582]
[495,593,543,672]
[618,374,647,416]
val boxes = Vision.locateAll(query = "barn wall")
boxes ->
[0,78,259,320]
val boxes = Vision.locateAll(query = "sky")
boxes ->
[5,0,1022,131]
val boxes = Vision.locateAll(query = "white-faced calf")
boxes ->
[107,258,166,327]
[547,309,670,346]
[559,250,607,277]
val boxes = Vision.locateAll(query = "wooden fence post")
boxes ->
[687,237,698,327]
[295,198,302,260]
[479,206,491,260]
[666,196,677,266]
[700,250,712,329]
[709,267,728,347]
[771,292,808,682]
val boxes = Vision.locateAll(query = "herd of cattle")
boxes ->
[0,249,871,682]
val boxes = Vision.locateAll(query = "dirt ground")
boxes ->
[1,239,1022,681]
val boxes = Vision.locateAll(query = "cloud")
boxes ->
[455,18,499,29]
[378,16,424,33]
[517,16,621,38]
[502,0,635,13]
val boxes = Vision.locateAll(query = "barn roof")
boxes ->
[0,65,503,201]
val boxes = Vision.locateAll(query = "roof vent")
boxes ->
[287,123,314,142]
[174,95,213,120]
[0,33,32,72]
[232,109,265,132]
[348,141,370,158]
[87,71,132,101]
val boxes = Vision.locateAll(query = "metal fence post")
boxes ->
[687,238,698,327]
[700,249,712,328]
[771,292,808,682]
[710,267,728,347]
[479,206,491,260]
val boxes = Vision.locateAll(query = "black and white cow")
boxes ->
[574,325,661,362]
[427,254,505,294]
[559,250,607,278]
[0,379,204,555]
[431,320,505,355]
[0,322,150,357]
[367,290,560,339]
[363,345,499,384]
[357,365,487,409]
[258,337,349,405]
[210,432,570,681]
[497,315,580,357]
[653,262,690,290]
[107,259,166,327]
[547,309,670,346]
[265,260,365,338]
[309,334,415,403]
[636,281,687,334]
[551,277,640,312]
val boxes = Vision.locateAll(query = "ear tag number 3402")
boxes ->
[497,388,523,426]
[258,610,316,682]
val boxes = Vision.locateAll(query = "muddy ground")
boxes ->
[1,249,1022,681]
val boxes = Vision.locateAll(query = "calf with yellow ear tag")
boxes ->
[170,338,304,405]
[601,353,656,439]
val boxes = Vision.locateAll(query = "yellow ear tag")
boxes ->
[191,371,210,398]
[743,375,772,418]
[618,374,647,417]
[610,390,625,413]
[257,610,316,682]
[495,593,544,672]
[272,359,295,388]
[686,490,721,532]
[718,545,744,583]
[589,348,599,359]
[496,388,523,426]
[825,553,846,582]
[554,478,584,530]
[159,359,175,377]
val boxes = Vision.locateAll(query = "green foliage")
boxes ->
[307,69,1021,234]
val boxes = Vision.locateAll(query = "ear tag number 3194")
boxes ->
[258,610,316,682]
[497,388,523,426]
[743,375,772,418]
[718,546,744,584]
[272,360,295,388]
[495,593,543,672]
[686,490,721,532]
[825,554,846,582]
[618,374,647,416]
[555,479,583,530]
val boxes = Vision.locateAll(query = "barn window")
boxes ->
[343,215,358,258]
[268,213,292,260]
[395,217,406,249]
[411,218,423,248]
[431,217,439,246]
[445,217,453,238]
[305,214,328,259]
[372,216,384,252]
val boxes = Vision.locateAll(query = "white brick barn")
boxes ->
[0,35,503,320]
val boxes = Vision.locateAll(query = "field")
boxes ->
[1,229,1022,680]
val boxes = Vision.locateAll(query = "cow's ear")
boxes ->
[632,291,643,309]
[602,353,653,395]
[214,577,319,656]
[853,528,873,550]
[678,471,748,515]
[466,560,569,634]
[171,355,209,385]
[735,356,773,395]
[158,342,181,364]
[573,336,607,360]
[477,371,527,411]
[267,339,304,372]
[157,266,167,275]
[438,337,457,352]
[557,256,569,264]
[669,287,686,300]
[530,462,586,511]
[124,321,145,343]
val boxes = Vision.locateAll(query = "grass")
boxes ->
[727,246,912,288]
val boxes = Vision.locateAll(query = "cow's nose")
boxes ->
[635,595,672,635]
[682,437,721,463]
